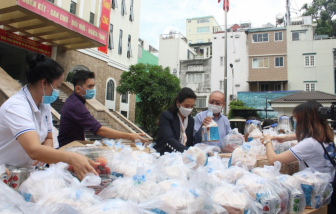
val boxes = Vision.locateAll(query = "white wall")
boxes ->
[211,31,249,114]
[287,24,336,94]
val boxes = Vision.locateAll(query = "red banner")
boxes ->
[0,29,52,57]
[218,0,229,12]
[98,0,112,54]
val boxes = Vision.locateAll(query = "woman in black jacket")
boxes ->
[154,87,197,155]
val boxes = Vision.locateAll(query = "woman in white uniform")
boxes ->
[0,53,98,180]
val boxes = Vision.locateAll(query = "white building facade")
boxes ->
[211,31,249,114]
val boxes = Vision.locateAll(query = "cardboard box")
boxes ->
[219,153,299,175]
[303,205,327,214]
[59,141,150,153]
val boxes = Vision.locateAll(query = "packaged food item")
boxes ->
[211,182,262,214]
[229,143,257,170]
[292,168,332,209]
[244,120,261,135]
[0,164,10,186]
[194,143,221,155]
[183,146,208,169]
[277,116,293,134]
[36,173,102,211]
[246,139,266,156]
[98,167,165,203]
[158,179,188,192]
[247,128,263,141]
[220,165,249,184]
[18,162,73,202]
[223,128,244,153]
[202,110,220,142]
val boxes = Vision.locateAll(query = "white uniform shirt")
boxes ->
[290,137,335,182]
[0,85,53,169]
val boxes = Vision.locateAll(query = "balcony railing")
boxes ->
[160,33,188,44]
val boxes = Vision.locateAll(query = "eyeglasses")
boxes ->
[209,100,224,106]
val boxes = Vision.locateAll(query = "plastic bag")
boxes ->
[220,165,249,184]
[229,143,257,170]
[98,166,165,203]
[109,148,137,177]
[293,169,333,209]
[277,174,306,214]
[247,128,263,141]
[277,116,293,134]
[244,120,261,135]
[211,182,262,214]
[36,173,102,211]
[223,128,244,153]
[183,146,208,169]
[236,174,283,214]
[194,143,221,155]
[204,154,229,191]
[252,161,282,179]
[201,110,220,142]
[246,139,266,156]
[102,138,116,149]
[18,162,73,202]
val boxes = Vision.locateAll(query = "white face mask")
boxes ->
[208,104,222,114]
[179,105,193,117]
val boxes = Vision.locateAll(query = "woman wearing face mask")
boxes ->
[154,87,197,155]
[0,53,99,180]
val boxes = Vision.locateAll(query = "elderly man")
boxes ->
[193,91,231,148]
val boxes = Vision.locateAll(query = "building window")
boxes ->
[197,27,210,33]
[304,55,315,67]
[121,0,127,16]
[252,33,268,43]
[275,57,284,67]
[89,12,95,24]
[111,0,118,9]
[195,98,207,108]
[274,83,281,91]
[305,83,316,91]
[292,31,306,41]
[70,1,76,14]
[127,35,132,58]
[220,80,224,90]
[121,92,128,103]
[260,83,270,91]
[106,80,115,101]
[220,56,224,66]
[187,73,203,83]
[252,58,269,68]
[46,0,54,3]
[118,30,123,54]
[129,0,134,21]
[197,19,210,23]
[121,111,128,118]
[108,24,114,50]
[275,32,283,41]
[196,39,204,43]
[188,65,203,71]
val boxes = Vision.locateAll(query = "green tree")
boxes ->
[117,63,181,138]
[228,100,260,119]
[301,0,336,36]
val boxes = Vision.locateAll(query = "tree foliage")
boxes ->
[228,100,260,119]
[117,63,181,138]
[301,0,336,36]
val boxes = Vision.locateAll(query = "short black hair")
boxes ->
[168,87,197,114]
[71,70,95,87]
[262,119,275,129]
[26,53,64,84]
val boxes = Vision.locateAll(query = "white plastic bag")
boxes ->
[229,143,257,170]
[223,128,244,153]
[194,143,221,155]
[183,146,208,169]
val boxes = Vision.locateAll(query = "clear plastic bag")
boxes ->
[194,143,221,155]
[18,162,73,202]
[201,111,220,142]
[244,120,261,135]
[252,161,282,179]
[98,166,165,203]
[183,146,208,169]
[292,168,332,209]
[36,173,102,211]
[277,116,293,134]
[109,148,137,177]
[220,165,249,184]
[229,143,257,170]
[223,128,244,153]
[246,139,266,156]
[247,128,263,141]
[211,182,262,214]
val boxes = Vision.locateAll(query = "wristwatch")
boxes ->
[263,139,272,146]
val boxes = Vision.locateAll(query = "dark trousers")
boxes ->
[328,183,336,214]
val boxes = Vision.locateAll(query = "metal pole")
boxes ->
[232,67,234,100]
[224,1,228,115]
[265,98,268,119]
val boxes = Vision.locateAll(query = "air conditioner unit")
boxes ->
[230,95,236,100]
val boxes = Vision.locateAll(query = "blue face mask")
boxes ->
[80,87,95,99]
[42,84,59,104]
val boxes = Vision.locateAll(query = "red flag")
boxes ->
[218,0,229,12]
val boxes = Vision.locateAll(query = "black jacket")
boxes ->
[154,111,195,155]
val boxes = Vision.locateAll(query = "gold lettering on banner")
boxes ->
[60,14,68,23]
[37,3,46,12]
[102,15,108,25]
[98,34,105,40]
[79,24,85,31]
[71,20,78,28]
[88,29,97,37]
[22,0,37,7]
[103,0,111,9]
[50,10,59,18]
